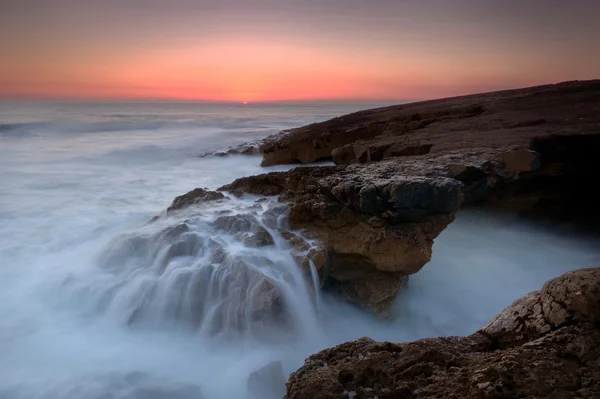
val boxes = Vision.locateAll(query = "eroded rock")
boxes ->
[220,162,464,315]
[212,214,275,248]
[167,188,228,213]
[285,268,600,399]
[247,361,286,399]
[262,80,600,167]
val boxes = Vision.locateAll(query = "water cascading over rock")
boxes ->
[67,196,323,339]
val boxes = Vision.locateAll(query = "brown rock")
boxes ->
[212,214,275,247]
[285,268,600,399]
[482,268,600,348]
[220,161,463,315]
[261,80,600,167]
[242,227,275,247]
[167,188,228,213]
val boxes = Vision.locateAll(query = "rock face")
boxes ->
[220,162,464,316]
[260,80,600,167]
[219,136,600,314]
[167,188,228,213]
[247,361,287,399]
[285,268,600,399]
[167,81,600,315]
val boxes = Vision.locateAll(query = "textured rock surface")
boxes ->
[247,361,287,399]
[219,137,600,314]
[167,188,228,213]
[211,214,275,247]
[261,80,600,166]
[285,268,600,399]
[166,81,600,315]
[219,161,465,315]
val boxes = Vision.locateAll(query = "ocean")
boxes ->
[1,100,598,399]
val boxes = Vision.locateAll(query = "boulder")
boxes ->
[211,214,275,248]
[220,161,464,315]
[247,361,287,399]
[167,188,228,213]
[285,268,600,399]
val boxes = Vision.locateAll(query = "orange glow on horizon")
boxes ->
[2,33,598,102]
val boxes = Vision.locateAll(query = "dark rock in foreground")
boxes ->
[285,268,600,399]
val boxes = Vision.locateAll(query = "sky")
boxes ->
[1,0,599,102]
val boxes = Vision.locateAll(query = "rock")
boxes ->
[212,214,275,247]
[219,161,464,315]
[240,145,260,155]
[170,81,600,315]
[482,268,600,347]
[326,272,409,316]
[167,188,228,213]
[285,268,600,399]
[280,230,311,252]
[248,278,280,319]
[213,214,257,233]
[500,149,541,175]
[242,227,275,247]
[262,205,290,229]
[205,258,284,333]
[198,141,263,159]
[261,80,600,167]
[247,361,287,399]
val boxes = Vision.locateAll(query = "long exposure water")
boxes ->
[1,100,599,398]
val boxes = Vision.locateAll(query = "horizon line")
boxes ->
[2,79,596,104]
[0,95,417,104]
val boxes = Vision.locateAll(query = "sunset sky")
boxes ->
[1,0,599,102]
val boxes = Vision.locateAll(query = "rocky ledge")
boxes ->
[260,80,600,167]
[165,81,600,316]
[285,268,600,399]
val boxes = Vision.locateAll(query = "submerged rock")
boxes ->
[285,268,600,399]
[212,214,275,247]
[98,205,305,336]
[247,361,287,399]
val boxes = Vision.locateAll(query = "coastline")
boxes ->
[163,80,600,398]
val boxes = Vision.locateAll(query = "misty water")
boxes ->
[1,100,599,399]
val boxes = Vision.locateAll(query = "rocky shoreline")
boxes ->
[162,80,600,397]
[285,268,600,398]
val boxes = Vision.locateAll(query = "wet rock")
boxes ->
[285,268,600,399]
[212,214,275,247]
[247,361,286,399]
[482,267,600,347]
[212,214,257,233]
[249,279,280,319]
[167,188,228,212]
[242,227,275,247]
[240,145,260,155]
[220,162,463,315]
[327,272,409,317]
[279,230,311,252]
[262,205,290,229]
